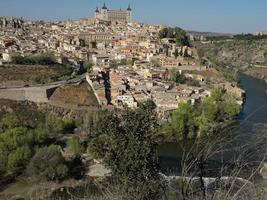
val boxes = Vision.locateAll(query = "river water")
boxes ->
[159,74,267,175]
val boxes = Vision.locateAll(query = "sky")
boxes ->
[0,0,267,33]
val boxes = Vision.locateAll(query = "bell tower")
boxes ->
[101,2,108,21]
[126,4,132,23]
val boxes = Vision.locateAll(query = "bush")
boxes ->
[28,145,69,181]
[11,53,57,65]
[46,115,77,136]
[0,114,20,132]
[7,146,32,174]
[34,123,48,144]
[30,75,42,83]
[68,136,85,156]
[46,115,64,136]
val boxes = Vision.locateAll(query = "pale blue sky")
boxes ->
[0,0,266,33]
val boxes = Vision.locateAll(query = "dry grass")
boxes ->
[49,82,99,107]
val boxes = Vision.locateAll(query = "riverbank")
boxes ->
[244,67,267,81]
[159,73,267,176]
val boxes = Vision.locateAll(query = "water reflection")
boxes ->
[159,74,267,175]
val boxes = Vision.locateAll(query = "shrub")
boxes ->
[11,53,57,65]
[0,114,20,132]
[28,145,68,181]
[7,146,32,174]
[34,123,48,144]
[46,115,64,136]
[68,136,85,156]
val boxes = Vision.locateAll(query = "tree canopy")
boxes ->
[164,90,241,141]
[86,103,166,200]
[159,27,190,46]
[0,113,76,179]
[11,53,57,65]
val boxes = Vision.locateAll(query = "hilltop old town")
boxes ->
[2,2,267,200]
[0,3,245,121]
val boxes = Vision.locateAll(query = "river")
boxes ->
[159,74,267,175]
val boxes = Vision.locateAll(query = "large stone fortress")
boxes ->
[95,3,132,23]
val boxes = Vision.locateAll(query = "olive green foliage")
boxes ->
[0,113,20,131]
[46,115,76,136]
[46,115,65,135]
[0,121,34,176]
[119,58,133,66]
[87,103,166,200]
[27,145,68,181]
[164,90,241,141]
[170,69,186,84]
[151,59,162,68]
[0,113,76,179]
[159,27,190,46]
[170,69,199,86]
[11,53,57,65]
[233,33,267,41]
[166,103,197,141]
[68,136,85,156]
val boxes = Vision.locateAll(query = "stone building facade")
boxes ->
[95,3,132,23]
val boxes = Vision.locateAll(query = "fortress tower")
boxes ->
[95,3,132,23]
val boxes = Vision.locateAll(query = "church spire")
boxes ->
[102,2,107,9]
[95,7,99,13]
[127,4,132,11]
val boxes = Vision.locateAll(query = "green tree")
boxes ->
[87,103,166,200]
[175,72,186,84]
[222,94,241,119]
[159,27,190,46]
[164,90,241,141]
[164,103,197,141]
[170,69,186,84]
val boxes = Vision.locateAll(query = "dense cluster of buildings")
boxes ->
[0,5,244,120]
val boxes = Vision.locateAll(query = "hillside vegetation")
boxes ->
[196,38,267,69]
